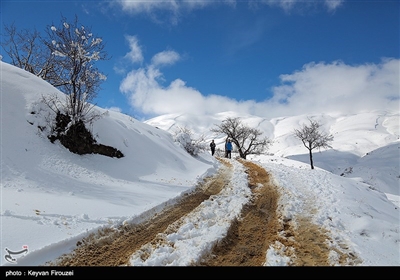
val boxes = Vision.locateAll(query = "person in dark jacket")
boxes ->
[210,140,216,156]
[225,139,232,159]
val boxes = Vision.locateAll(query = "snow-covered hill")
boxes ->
[145,110,399,195]
[1,61,399,267]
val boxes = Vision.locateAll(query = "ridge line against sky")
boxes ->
[1,0,399,120]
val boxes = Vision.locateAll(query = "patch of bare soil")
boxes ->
[49,158,233,266]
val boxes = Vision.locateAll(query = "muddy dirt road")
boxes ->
[50,158,353,266]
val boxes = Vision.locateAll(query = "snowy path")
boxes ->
[51,158,249,266]
[50,158,358,266]
[129,159,251,266]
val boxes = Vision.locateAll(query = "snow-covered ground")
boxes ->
[1,61,399,267]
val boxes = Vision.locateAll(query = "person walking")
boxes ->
[224,138,228,158]
[210,140,216,156]
[225,139,232,159]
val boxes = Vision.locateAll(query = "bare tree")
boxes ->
[173,126,207,156]
[294,117,334,169]
[1,17,123,158]
[1,23,55,80]
[211,117,271,159]
[42,15,109,123]
[2,16,109,124]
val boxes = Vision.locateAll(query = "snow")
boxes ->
[129,159,251,266]
[1,61,399,268]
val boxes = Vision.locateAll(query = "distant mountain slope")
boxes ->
[145,110,399,195]
[145,110,399,157]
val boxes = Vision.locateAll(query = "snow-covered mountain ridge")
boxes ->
[145,110,399,195]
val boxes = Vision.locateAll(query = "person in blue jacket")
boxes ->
[225,139,232,159]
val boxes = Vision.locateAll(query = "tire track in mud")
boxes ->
[199,159,359,266]
[50,158,358,266]
[50,158,233,266]
[198,159,280,266]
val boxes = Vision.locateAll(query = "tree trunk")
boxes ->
[308,149,314,169]
[238,148,246,159]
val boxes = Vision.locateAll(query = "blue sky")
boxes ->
[2,0,399,120]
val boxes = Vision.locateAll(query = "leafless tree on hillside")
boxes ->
[42,15,109,123]
[294,117,334,169]
[1,23,55,80]
[173,126,207,156]
[211,117,271,159]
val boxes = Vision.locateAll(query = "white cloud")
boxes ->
[117,0,234,13]
[114,0,345,25]
[264,0,296,12]
[257,0,344,13]
[151,50,180,67]
[264,59,399,116]
[116,0,174,14]
[124,35,144,64]
[118,43,255,116]
[119,47,399,119]
[114,35,145,75]
[324,0,344,11]
[115,0,238,25]
[120,68,236,116]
